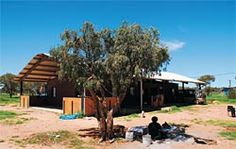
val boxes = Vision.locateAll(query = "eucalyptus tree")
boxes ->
[198,75,215,85]
[0,73,18,97]
[50,22,169,141]
[198,75,215,95]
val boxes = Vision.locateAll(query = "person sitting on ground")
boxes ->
[148,116,162,140]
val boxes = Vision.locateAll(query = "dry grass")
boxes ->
[190,118,236,140]
[11,130,94,149]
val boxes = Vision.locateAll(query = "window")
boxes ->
[130,87,134,96]
[53,87,56,97]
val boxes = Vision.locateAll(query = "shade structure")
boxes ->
[146,71,205,84]
[14,53,59,82]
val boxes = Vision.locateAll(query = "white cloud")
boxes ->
[161,40,186,51]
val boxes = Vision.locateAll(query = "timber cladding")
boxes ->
[63,98,82,115]
[20,96,30,108]
[47,79,76,108]
[63,97,118,116]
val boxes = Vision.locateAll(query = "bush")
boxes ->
[227,89,236,99]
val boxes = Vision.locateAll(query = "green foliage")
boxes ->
[0,73,18,97]
[23,82,42,96]
[198,75,215,96]
[207,92,236,104]
[198,75,215,84]
[204,86,212,96]
[50,21,170,101]
[219,132,236,140]
[0,93,19,105]
[227,89,236,99]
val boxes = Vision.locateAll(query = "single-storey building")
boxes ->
[14,53,205,115]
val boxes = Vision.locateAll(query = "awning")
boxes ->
[145,72,205,84]
[14,53,59,82]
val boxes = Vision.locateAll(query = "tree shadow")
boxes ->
[78,128,100,138]
[77,123,217,145]
[78,125,126,139]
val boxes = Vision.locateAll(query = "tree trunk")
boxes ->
[115,88,127,113]
[88,89,114,142]
[9,92,12,98]
[107,109,114,140]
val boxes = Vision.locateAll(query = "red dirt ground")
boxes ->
[0,103,235,149]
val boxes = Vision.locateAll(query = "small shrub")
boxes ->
[227,89,236,99]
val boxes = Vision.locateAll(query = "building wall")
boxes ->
[47,79,76,108]
[121,79,179,108]
[29,79,76,108]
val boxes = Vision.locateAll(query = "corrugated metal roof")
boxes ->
[146,72,205,84]
[14,53,59,82]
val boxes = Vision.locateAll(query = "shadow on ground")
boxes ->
[77,123,217,145]
[78,125,126,139]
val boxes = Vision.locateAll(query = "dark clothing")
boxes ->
[148,122,162,140]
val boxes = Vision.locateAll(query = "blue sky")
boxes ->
[1,1,235,87]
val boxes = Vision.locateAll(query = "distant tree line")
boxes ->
[0,73,43,97]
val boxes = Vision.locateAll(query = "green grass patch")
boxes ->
[207,93,236,104]
[0,110,17,120]
[122,113,140,121]
[0,93,19,106]
[190,118,236,140]
[150,105,199,115]
[12,130,93,149]
[158,106,184,114]
[191,119,236,128]
[2,117,33,125]
[180,105,196,110]
[219,131,236,140]
[0,110,32,125]
[163,106,182,113]
[205,120,236,127]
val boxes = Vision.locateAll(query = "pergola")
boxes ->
[14,53,59,95]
